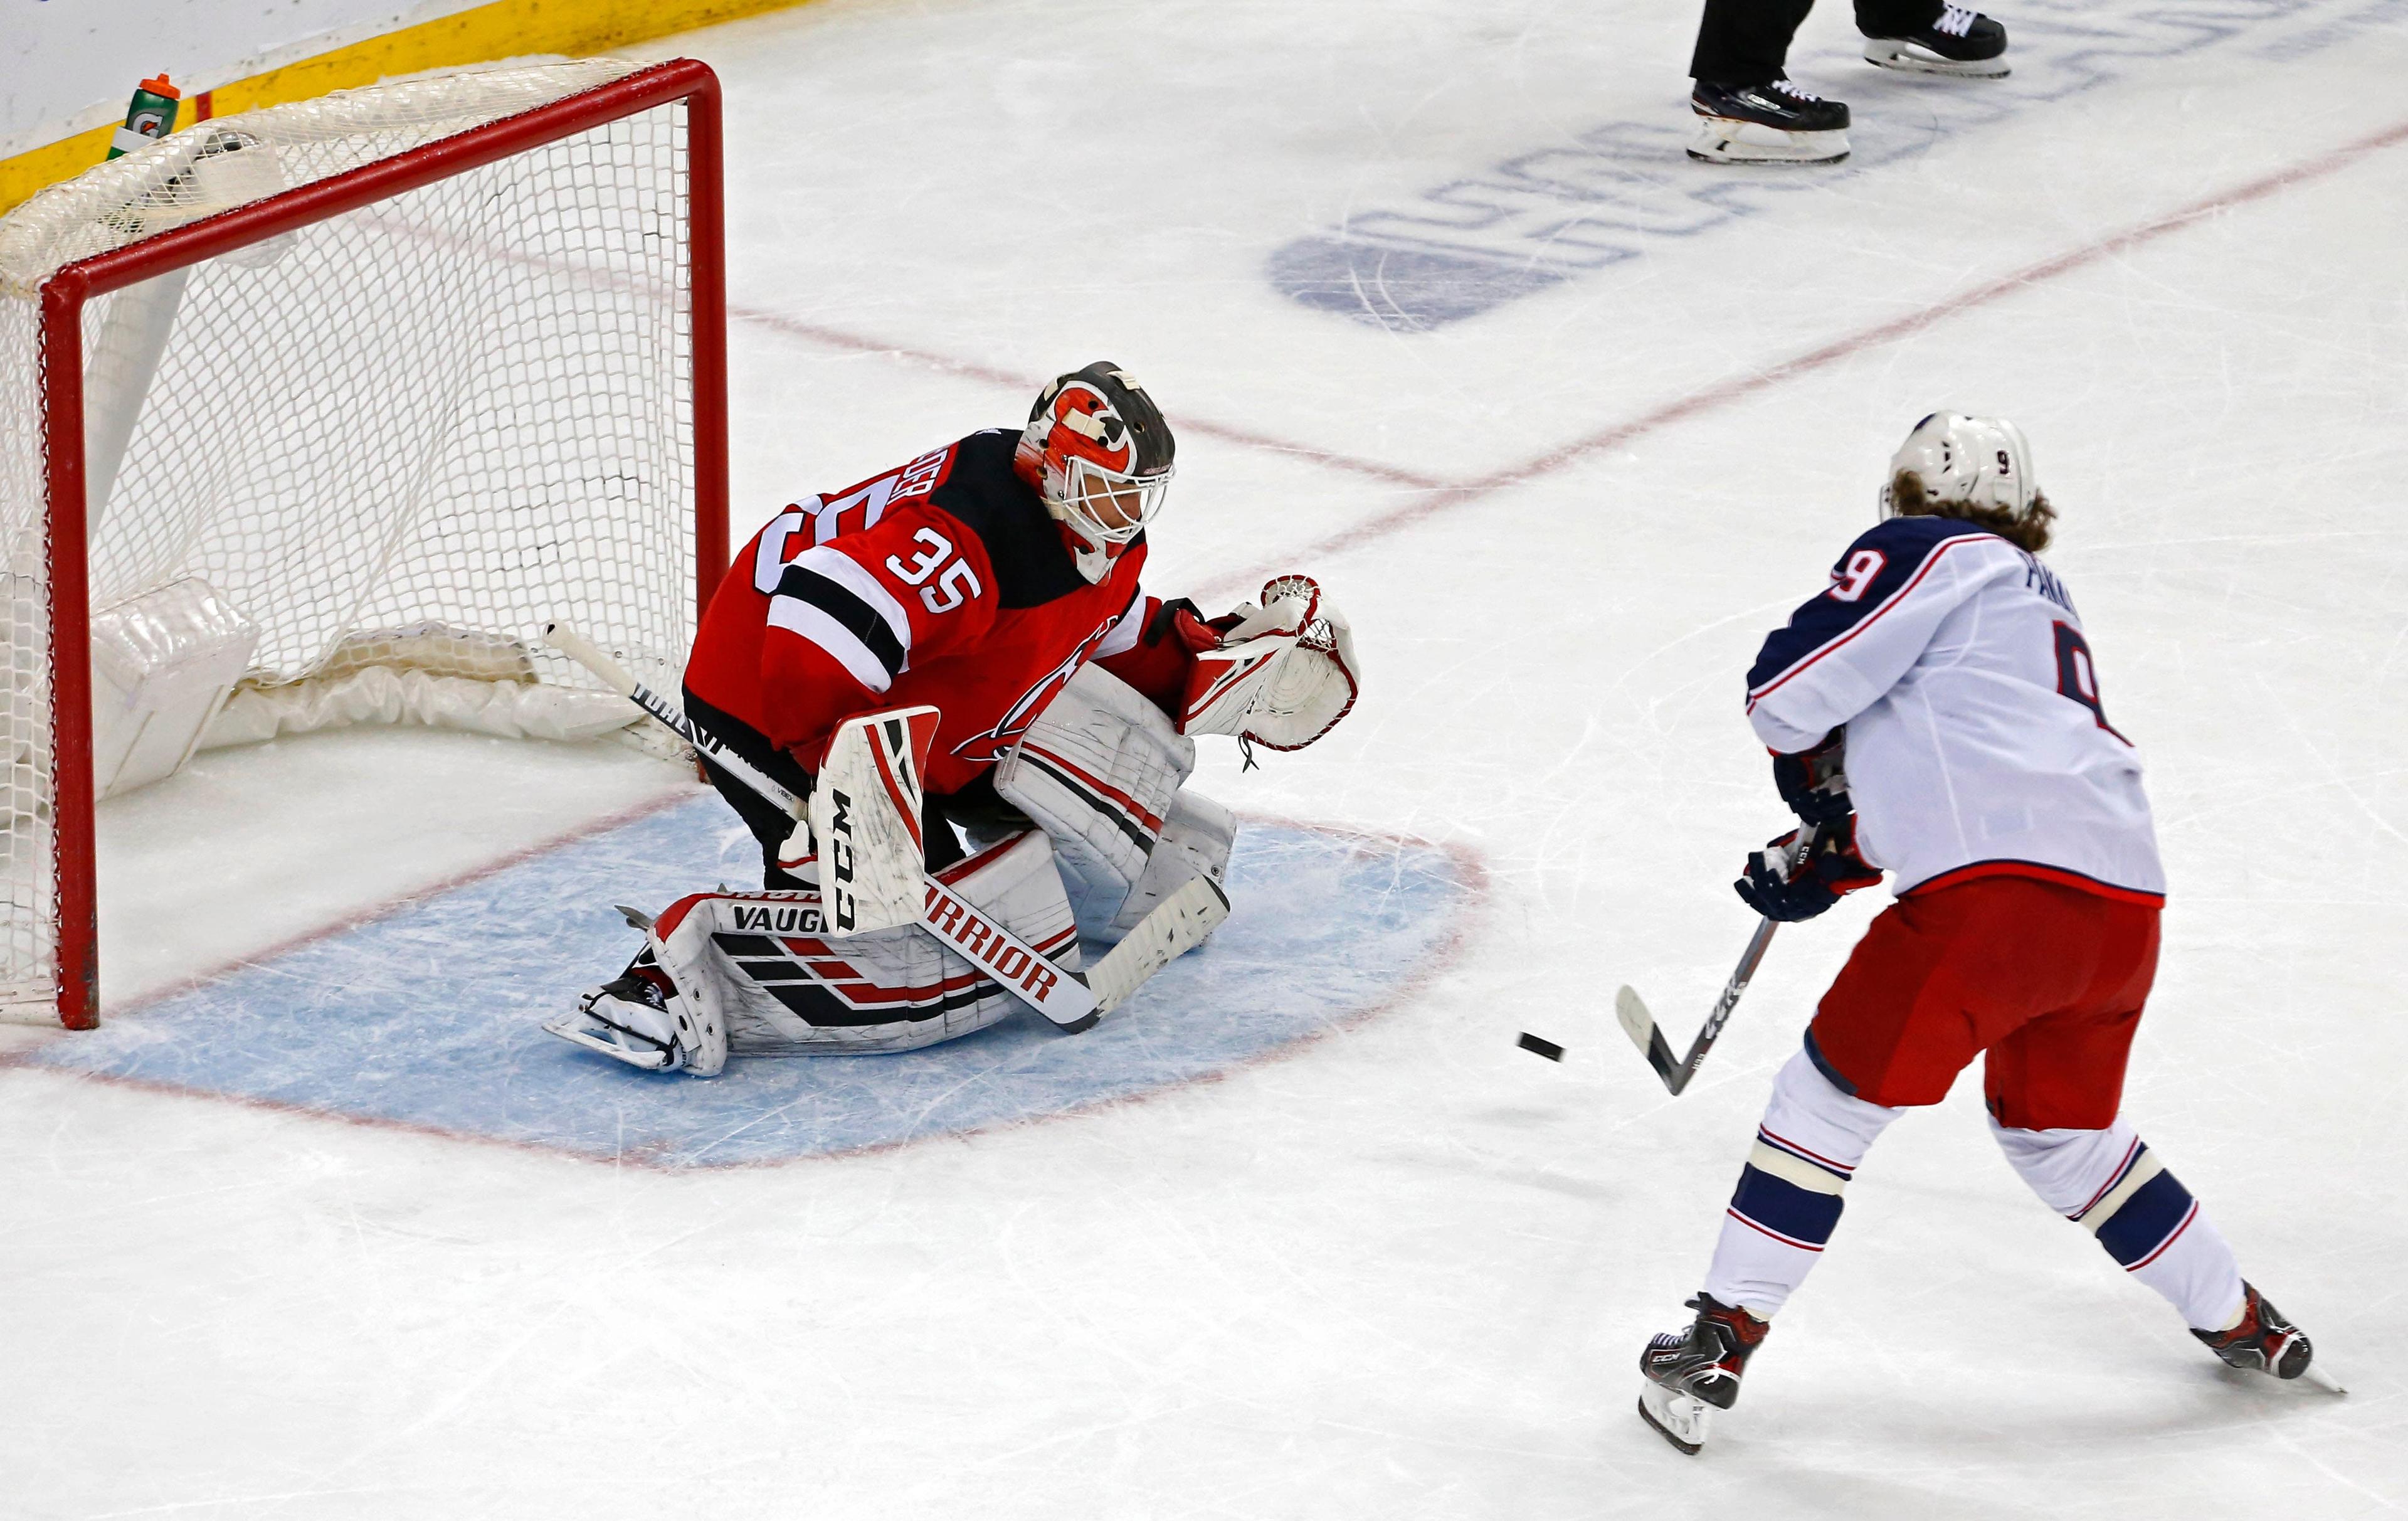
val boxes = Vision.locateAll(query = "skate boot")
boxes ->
[544,946,726,1076]
[1688,79,1851,165]
[1863,3,2010,77]
[2194,1283,2343,1391]
[1637,1293,1770,1453]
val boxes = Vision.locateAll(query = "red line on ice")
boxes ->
[727,113,2408,602]
[724,303,1449,495]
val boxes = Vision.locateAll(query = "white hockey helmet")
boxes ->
[1879,411,2038,520]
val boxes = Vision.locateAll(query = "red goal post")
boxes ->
[2,59,729,1029]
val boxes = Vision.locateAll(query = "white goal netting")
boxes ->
[0,60,708,1022]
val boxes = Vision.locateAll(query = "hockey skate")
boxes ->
[2194,1283,2345,1392]
[543,948,725,1076]
[1637,1293,1770,1453]
[1862,3,2010,77]
[1688,80,1849,166]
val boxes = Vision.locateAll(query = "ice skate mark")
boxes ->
[1206,111,2408,598]
[2256,0,2404,61]
[1269,0,2402,328]
[98,787,702,1022]
[723,302,1449,495]
[14,812,1487,1170]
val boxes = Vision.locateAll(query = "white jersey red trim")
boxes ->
[1746,516,2165,901]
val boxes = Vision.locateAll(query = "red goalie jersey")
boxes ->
[685,428,1192,797]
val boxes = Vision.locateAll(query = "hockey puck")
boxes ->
[1516,1031,1564,1062]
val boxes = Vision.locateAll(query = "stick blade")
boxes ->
[1084,874,1230,1016]
[1616,984,1689,1094]
[1614,985,1655,1051]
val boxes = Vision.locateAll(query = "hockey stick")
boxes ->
[544,623,1226,1031]
[1614,826,1820,1096]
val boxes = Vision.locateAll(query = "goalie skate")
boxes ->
[544,951,726,1075]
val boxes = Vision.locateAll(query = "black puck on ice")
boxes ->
[1517,1031,1564,1062]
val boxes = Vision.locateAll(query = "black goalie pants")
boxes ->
[681,688,996,888]
[1689,0,1946,84]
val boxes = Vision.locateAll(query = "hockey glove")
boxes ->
[1771,729,1853,827]
[1176,575,1361,750]
[1733,819,1882,922]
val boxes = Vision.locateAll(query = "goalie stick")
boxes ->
[1614,826,1819,1096]
[544,622,1227,1032]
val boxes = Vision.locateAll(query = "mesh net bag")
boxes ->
[0,58,718,1022]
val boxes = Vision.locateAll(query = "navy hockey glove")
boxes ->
[1771,729,1853,827]
[1733,819,1883,922]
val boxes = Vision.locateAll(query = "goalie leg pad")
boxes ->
[1111,789,1235,938]
[995,664,1196,940]
[810,705,942,936]
[632,830,1082,1057]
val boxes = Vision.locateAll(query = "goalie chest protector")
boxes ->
[689,428,1148,795]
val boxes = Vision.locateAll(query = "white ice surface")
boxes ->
[5,0,2407,1515]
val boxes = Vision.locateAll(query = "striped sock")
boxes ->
[1992,1119,2246,1330]
[1703,1046,1902,1318]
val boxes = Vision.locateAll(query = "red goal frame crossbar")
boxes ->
[35,58,730,1029]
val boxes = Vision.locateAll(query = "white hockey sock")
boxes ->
[1701,1046,1904,1320]
[1990,1118,2247,1330]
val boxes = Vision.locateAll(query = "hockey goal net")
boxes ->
[0,58,727,1029]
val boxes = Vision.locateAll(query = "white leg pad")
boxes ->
[995,664,1205,938]
[648,829,1080,1056]
[1109,790,1234,937]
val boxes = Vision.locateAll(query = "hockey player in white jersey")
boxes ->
[1634,413,2334,1455]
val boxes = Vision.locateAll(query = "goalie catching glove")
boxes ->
[1168,575,1361,750]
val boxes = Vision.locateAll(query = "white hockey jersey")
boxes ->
[1745,516,2165,903]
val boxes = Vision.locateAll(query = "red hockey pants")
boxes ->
[1806,872,2162,1129]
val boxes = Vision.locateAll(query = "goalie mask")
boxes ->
[1879,411,2039,522]
[1016,363,1176,583]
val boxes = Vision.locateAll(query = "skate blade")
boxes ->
[2300,1362,2347,1395]
[1861,41,2010,77]
[1687,117,1849,165]
[542,1010,674,1070]
[1637,1381,1711,1454]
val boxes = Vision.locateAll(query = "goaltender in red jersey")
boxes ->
[546,363,1363,1074]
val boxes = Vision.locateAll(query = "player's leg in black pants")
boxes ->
[1689,0,1946,83]
[1853,0,1943,40]
[1685,0,1852,163]
[1689,0,1817,85]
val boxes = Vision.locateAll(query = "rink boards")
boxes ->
[21,795,1479,1168]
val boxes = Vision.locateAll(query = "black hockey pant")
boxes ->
[1689,0,1946,83]
[682,688,990,889]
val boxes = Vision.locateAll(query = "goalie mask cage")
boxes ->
[0,58,728,1029]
